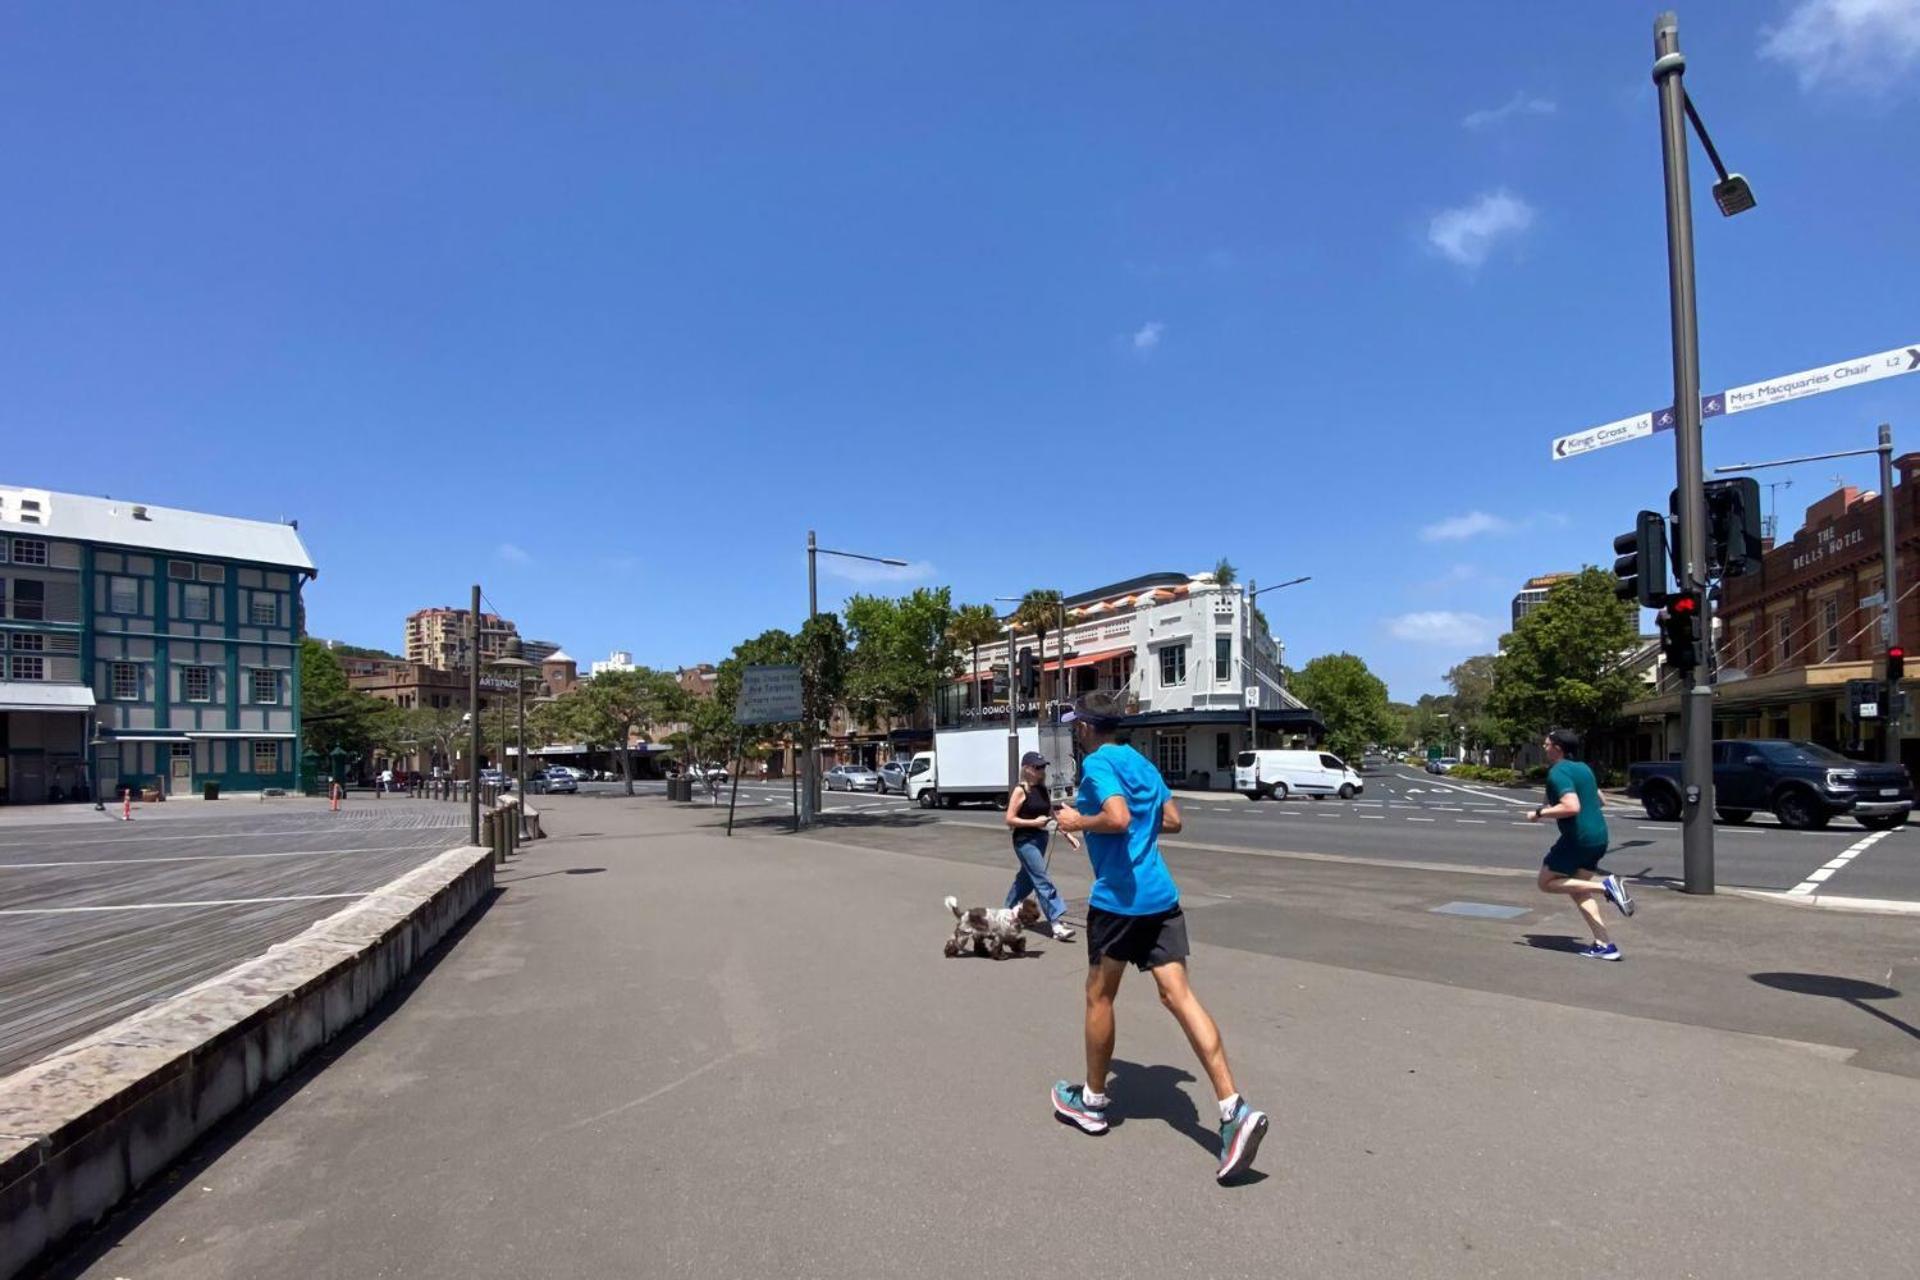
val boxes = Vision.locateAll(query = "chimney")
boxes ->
[131,504,150,521]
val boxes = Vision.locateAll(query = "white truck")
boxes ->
[906,723,1076,809]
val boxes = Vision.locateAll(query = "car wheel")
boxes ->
[1270,782,1289,801]
[1856,813,1907,832]
[942,794,959,809]
[1641,785,1682,822]
[1338,784,1356,800]
[1715,809,1752,825]
[1773,788,1829,831]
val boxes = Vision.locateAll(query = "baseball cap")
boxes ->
[1020,750,1049,769]
[1061,689,1130,729]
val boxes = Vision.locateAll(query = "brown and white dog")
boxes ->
[943,894,1042,958]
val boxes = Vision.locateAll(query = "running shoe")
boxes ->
[1052,1081,1109,1134]
[1051,921,1077,941]
[1216,1100,1269,1182]
[1601,874,1636,917]
[1578,941,1623,962]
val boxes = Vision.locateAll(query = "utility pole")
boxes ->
[1654,12,1715,894]
[1247,578,1258,751]
[1880,423,1902,764]
[468,583,481,847]
[805,530,818,828]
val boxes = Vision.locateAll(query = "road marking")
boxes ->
[0,892,369,916]
[0,826,458,852]
[1359,815,1385,820]
[1406,817,1436,823]
[1457,819,1487,824]
[0,843,448,870]
[1407,776,1535,806]
[1785,828,1897,897]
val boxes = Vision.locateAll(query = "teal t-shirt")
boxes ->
[1546,759,1608,850]
[1075,744,1181,916]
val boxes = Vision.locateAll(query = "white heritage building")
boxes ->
[938,570,1323,791]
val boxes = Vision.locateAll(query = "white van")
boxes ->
[1234,750,1363,801]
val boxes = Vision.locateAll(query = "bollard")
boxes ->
[330,781,341,813]
[121,788,133,821]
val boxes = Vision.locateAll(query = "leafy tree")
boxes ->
[844,587,955,728]
[1010,588,1064,698]
[1384,701,1417,750]
[406,705,472,774]
[947,603,1003,715]
[1487,567,1641,746]
[300,638,396,763]
[1290,653,1395,763]
[1212,558,1238,588]
[578,667,688,794]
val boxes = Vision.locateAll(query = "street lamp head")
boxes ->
[492,636,535,671]
[1711,173,1755,217]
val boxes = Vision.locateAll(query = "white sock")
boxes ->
[1219,1093,1241,1123]
[1083,1086,1109,1107]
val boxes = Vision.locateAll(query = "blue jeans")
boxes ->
[1007,834,1067,924]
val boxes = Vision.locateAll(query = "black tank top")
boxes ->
[1013,780,1050,843]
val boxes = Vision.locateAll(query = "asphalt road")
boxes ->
[49,797,1920,1279]
[602,764,1919,904]
[0,799,468,1075]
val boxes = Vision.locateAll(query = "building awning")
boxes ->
[97,734,191,743]
[0,682,97,714]
[185,731,299,740]
[1061,646,1133,670]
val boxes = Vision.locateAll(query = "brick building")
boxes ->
[1622,457,1920,766]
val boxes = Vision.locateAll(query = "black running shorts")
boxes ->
[1543,839,1608,877]
[1086,905,1190,971]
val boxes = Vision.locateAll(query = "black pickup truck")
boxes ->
[1627,739,1912,831]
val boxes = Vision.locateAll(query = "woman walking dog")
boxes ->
[1004,750,1078,942]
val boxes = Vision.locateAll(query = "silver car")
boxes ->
[876,761,910,795]
[825,765,880,792]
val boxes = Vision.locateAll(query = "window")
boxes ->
[250,594,278,626]
[13,579,44,621]
[253,741,280,773]
[181,583,212,621]
[11,538,47,566]
[1215,635,1232,684]
[1821,597,1840,659]
[168,560,194,580]
[1776,611,1793,666]
[196,563,225,583]
[109,576,139,613]
[13,633,43,652]
[11,654,44,680]
[1156,734,1187,778]
[1320,753,1346,771]
[251,669,278,703]
[111,662,141,700]
[1159,643,1186,687]
[184,666,212,702]
[1215,733,1232,769]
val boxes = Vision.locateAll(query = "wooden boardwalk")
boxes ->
[0,806,467,1075]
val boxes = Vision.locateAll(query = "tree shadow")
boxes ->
[1751,972,1917,1041]
[1104,1058,1266,1184]
[496,867,607,884]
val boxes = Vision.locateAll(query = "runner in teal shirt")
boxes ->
[1530,728,1636,960]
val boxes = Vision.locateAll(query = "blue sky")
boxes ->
[4,1,1917,697]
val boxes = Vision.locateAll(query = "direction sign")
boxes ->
[1551,340,1920,461]
[1861,592,1886,608]
[734,664,804,725]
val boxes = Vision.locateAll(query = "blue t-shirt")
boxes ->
[1075,744,1181,916]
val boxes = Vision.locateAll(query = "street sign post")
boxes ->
[1551,341,1919,461]
[735,664,804,726]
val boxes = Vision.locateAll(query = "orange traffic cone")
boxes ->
[330,781,341,813]
[122,787,133,821]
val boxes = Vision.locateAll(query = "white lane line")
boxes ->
[0,843,449,870]
[1786,828,1896,896]
[0,892,369,916]
[1406,776,1535,806]
[1359,815,1386,820]
[1457,819,1487,825]
[1406,817,1437,823]
[0,826,458,851]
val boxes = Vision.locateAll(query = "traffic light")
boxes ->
[1658,592,1701,677]
[1889,646,1906,685]
[1611,510,1670,608]
[1017,646,1037,697]
[1670,478,1764,579]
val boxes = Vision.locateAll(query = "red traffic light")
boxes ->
[1891,646,1906,661]
[1669,594,1698,615]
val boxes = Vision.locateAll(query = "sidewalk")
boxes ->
[49,799,1920,1279]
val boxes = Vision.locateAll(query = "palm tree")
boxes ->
[1213,557,1238,588]
[1012,588,1065,707]
[947,603,1004,717]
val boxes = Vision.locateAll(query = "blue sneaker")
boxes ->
[1216,1100,1269,1182]
[1052,1081,1109,1134]
[1578,941,1623,962]
[1601,874,1636,917]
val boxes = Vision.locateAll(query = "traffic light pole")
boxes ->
[1654,14,1715,894]
[1880,423,1902,764]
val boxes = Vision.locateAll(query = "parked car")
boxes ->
[1628,739,1912,831]
[545,765,585,782]
[877,760,910,795]
[824,764,881,792]
[1425,757,1459,775]
[1233,750,1364,801]
[478,768,511,792]
[540,767,578,794]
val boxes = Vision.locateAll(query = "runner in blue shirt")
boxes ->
[1049,689,1269,1183]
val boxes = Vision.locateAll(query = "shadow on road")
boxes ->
[1516,934,1588,955]
[497,866,608,884]
[1751,971,1918,1042]
[1102,1058,1266,1185]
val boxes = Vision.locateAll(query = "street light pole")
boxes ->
[1654,13,1715,895]
[802,531,909,827]
[467,583,481,846]
[1244,575,1310,751]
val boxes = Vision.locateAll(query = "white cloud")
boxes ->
[1462,92,1557,129]
[1419,511,1515,542]
[1760,0,1920,92]
[1131,321,1166,352]
[819,557,937,585]
[1427,190,1536,268]
[1387,611,1502,648]
[496,542,532,566]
